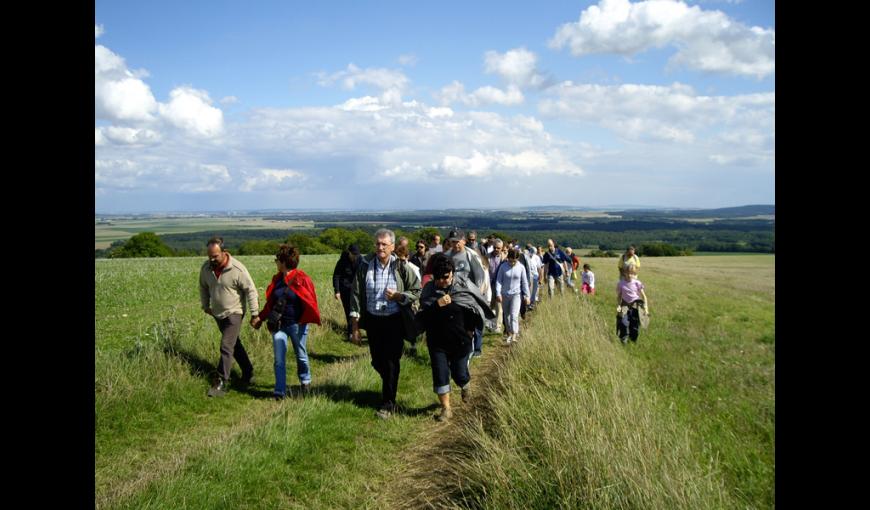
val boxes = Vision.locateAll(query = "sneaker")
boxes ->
[461,385,471,403]
[207,378,228,398]
[504,338,512,346]
[435,406,453,422]
[376,403,394,420]
[620,337,628,345]
[511,333,519,342]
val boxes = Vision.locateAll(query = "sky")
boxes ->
[95,0,774,213]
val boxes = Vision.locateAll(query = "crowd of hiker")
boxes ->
[198,231,650,421]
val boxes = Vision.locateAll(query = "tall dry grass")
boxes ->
[422,296,733,509]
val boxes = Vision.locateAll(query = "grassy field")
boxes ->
[94,217,315,249]
[95,254,774,508]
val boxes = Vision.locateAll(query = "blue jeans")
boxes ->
[473,327,483,354]
[273,323,310,396]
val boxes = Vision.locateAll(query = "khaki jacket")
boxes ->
[199,254,260,319]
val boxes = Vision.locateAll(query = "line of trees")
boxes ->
[96,225,768,259]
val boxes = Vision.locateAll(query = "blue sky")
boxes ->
[95,0,774,213]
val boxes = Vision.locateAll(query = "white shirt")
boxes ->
[581,270,595,289]
[527,253,542,276]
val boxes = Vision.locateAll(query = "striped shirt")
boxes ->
[365,255,400,316]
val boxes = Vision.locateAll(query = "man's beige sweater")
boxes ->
[199,255,260,319]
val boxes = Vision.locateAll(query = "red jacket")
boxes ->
[260,269,322,326]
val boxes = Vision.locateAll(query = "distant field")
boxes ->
[95,217,315,249]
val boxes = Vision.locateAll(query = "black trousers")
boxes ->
[214,314,254,381]
[339,288,353,336]
[616,301,642,341]
[365,313,405,406]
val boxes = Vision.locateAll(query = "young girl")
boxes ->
[580,263,595,295]
[615,268,649,344]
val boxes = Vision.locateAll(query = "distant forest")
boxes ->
[96,208,774,258]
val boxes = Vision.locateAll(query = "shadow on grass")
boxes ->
[162,346,276,399]
[312,383,442,417]
[323,317,351,336]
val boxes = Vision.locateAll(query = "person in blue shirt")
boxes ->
[541,239,571,297]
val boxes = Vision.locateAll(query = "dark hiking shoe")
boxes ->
[273,393,287,401]
[207,379,228,397]
[241,371,256,386]
[301,383,311,397]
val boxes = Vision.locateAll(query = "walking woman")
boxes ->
[417,253,495,421]
[253,244,322,399]
[495,248,530,345]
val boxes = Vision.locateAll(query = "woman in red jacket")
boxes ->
[252,244,321,399]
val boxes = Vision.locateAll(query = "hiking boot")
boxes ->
[376,402,394,420]
[461,385,471,403]
[207,378,228,397]
[435,406,453,422]
[301,383,311,397]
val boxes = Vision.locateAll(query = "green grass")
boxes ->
[95,254,774,509]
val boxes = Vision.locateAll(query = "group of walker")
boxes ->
[198,232,649,421]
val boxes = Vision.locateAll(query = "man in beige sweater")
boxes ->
[199,237,260,397]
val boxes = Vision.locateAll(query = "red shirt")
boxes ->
[213,253,231,279]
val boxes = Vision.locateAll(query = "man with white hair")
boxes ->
[350,229,421,419]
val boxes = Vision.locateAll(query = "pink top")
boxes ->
[616,278,645,303]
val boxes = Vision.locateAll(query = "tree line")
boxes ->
[96,226,752,259]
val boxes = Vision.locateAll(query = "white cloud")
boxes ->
[549,0,774,78]
[95,45,158,122]
[220,96,239,105]
[318,63,410,93]
[435,81,524,107]
[96,126,162,145]
[338,96,388,112]
[158,87,224,138]
[95,24,104,38]
[240,169,307,191]
[484,48,548,88]
[539,81,773,145]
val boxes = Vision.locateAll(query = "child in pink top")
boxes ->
[615,269,649,344]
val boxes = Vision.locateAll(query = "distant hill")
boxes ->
[613,205,774,219]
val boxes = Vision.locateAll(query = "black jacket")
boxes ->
[332,253,360,294]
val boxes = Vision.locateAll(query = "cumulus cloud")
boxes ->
[317,64,410,93]
[435,81,524,107]
[549,0,774,78]
[95,36,225,140]
[95,45,158,122]
[539,81,774,146]
[484,48,548,89]
[95,159,232,193]
[95,24,104,38]
[96,126,162,145]
[240,169,307,191]
[157,87,224,138]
